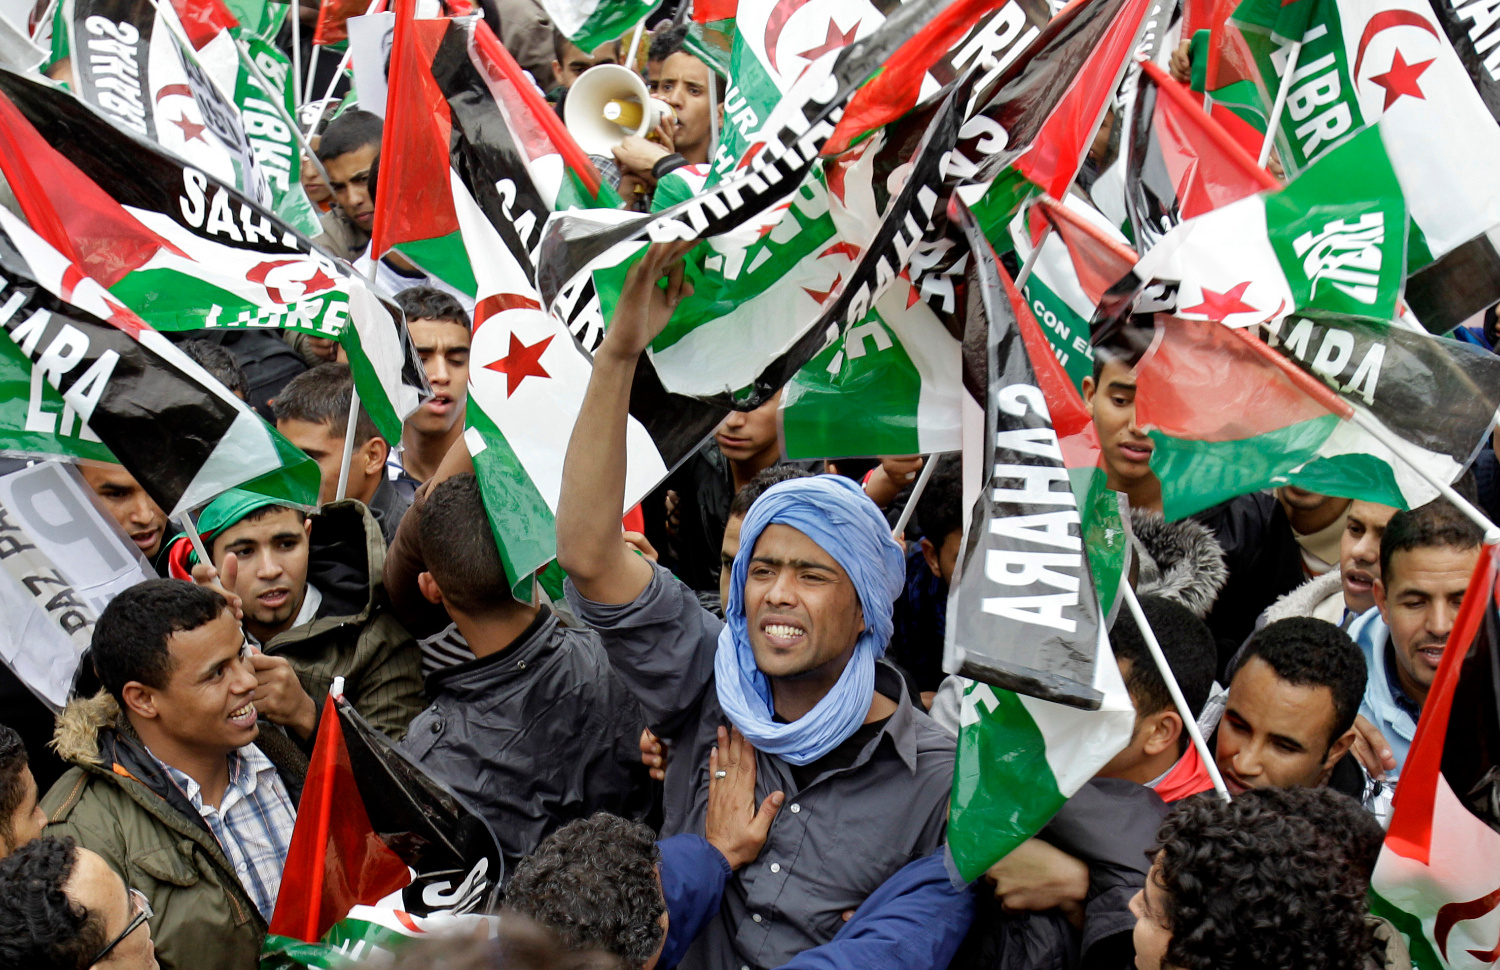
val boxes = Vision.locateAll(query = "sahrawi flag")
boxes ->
[1094,306,1500,518]
[1370,542,1500,970]
[1120,124,1408,329]
[60,0,271,209]
[0,205,317,516]
[263,692,502,969]
[373,7,724,593]
[538,0,657,54]
[945,197,1134,883]
[1232,0,1500,269]
[0,67,428,443]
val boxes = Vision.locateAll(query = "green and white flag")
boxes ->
[539,0,662,53]
[946,199,1134,881]
[0,67,428,444]
[1233,0,1500,267]
[1125,125,1408,328]
[778,284,962,460]
[230,34,323,238]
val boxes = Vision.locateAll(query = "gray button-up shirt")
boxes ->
[567,562,955,970]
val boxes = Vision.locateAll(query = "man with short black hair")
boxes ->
[1215,617,1367,798]
[179,338,251,400]
[178,487,425,741]
[1099,596,1218,800]
[392,287,472,494]
[313,109,382,260]
[0,723,45,857]
[0,836,159,970]
[274,361,410,543]
[613,26,723,208]
[42,580,304,970]
[888,455,962,697]
[1349,498,1484,782]
[398,473,651,877]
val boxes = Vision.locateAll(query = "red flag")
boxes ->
[0,91,182,286]
[692,0,737,22]
[267,698,410,943]
[314,0,378,45]
[1137,59,1276,220]
[368,0,459,259]
[1013,0,1155,199]
[823,0,1032,156]
[1031,195,1138,305]
[167,0,238,49]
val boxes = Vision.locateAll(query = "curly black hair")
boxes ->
[1152,788,1380,970]
[0,836,106,970]
[1238,617,1367,746]
[504,813,665,969]
[0,723,29,849]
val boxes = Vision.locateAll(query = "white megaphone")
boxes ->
[565,63,675,155]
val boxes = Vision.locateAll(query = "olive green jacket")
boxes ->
[42,693,307,970]
[269,499,424,742]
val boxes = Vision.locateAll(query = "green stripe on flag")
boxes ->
[1368,890,1445,970]
[0,334,114,463]
[237,428,322,508]
[1148,415,1409,519]
[949,682,1067,882]
[1072,464,1127,618]
[396,233,479,298]
[465,404,558,601]
[781,309,926,459]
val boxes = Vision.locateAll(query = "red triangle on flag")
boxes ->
[167,0,239,50]
[1138,59,1276,220]
[0,91,183,288]
[267,697,410,944]
[1032,196,1138,307]
[369,0,460,259]
[1014,0,1155,200]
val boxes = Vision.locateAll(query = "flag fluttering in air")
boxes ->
[263,693,502,969]
[944,197,1135,882]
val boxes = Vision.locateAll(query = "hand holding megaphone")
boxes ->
[564,64,677,155]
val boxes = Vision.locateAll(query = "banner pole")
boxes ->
[1120,581,1232,802]
[890,455,937,538]
[291,0,303,109]
[176,512,213,571]
[1256,39,1301,169]
[234,35,339,203]
[304,43,321,105]
[335,389,362,501]
[1012,223,1051,290]
[303,45,356,138]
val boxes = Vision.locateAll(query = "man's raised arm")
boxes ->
[556,241,696,605]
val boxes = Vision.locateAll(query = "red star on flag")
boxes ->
[1182,282,1258,320]
[485,333,554,397]
[798,19,860,62]
[1369,50,1434,110]
[302,268,336,294]
[171,113,208,143]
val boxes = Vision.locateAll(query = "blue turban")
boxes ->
[713,474,906,765]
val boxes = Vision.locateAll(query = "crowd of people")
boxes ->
[0,6,1484,970]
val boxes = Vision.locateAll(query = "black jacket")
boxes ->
[1191,493,1306,677]
[398,608,652,881]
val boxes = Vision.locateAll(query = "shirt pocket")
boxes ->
[132,842,200,888]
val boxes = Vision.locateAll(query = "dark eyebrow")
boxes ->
[271,530,303,542]
[750,556,836,573]
[1269,732,1306,752]
[1106,380,1136,392]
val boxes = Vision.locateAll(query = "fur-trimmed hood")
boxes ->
[1131,509,1229,619]
[1261,570,1343,627]
[51,690,119,768]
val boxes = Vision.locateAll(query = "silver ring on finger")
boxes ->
[714,770,727,779]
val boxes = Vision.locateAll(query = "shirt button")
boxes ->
[518,661,527,670]
[789,803,800,814]
[430,720,442,734]
[770,863,781,873]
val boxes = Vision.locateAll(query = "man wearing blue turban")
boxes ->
[558,243,957,970]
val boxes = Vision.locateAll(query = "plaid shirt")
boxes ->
[150,743,297,921]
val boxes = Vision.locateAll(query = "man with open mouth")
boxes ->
[1349,498,1484,788]
[166,488,426,745]
[39,580,303,970]
[556,243,956,970]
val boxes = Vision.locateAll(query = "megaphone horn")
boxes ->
[564,63,673,155]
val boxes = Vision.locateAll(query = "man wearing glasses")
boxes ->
[40,580,303,970]
[0,835,158,969]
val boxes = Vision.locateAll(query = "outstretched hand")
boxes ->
[599,240,697,362]
[705,725,784,870]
